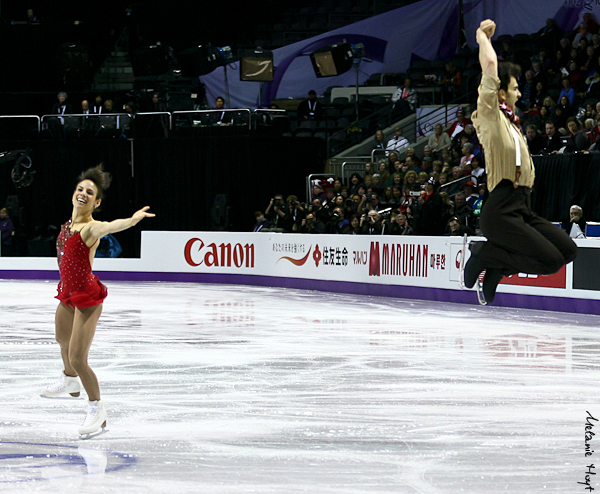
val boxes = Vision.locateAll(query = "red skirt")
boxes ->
[55,275,108,309]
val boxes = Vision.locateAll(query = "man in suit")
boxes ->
[542,121,563,153]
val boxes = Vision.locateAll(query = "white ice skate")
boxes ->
[79,400,108,440]
[41,372,82,398]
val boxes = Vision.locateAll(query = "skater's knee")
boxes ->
[68,353,88,373]
[541,250,568,275]
[564,241,578,265]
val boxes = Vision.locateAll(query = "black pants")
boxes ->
[478,180,577,275]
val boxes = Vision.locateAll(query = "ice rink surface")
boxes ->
[1,278,599,493]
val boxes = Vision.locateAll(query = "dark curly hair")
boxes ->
[498,61,521,93]
[77,163,112,201]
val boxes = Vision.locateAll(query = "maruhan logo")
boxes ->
[369,241,429,277]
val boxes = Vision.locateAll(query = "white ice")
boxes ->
[1,279,600,493]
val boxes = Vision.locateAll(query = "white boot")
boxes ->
[41,372,82,398]
[79,400,107,437]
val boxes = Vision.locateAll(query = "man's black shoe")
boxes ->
[482,268,504,304]
[464,242,485,289]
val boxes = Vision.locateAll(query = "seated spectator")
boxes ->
[210,96,232,125]
[470,155,486,184]
[385,151,400,174]
[364,161,375,178]
[553,104,568,131]
[565,117,589,151]
[590,114,600,147]
[518,70,536,110]
[428,123,451,152]
[404,147,420,169]
[446,216,475,236]
[579,69,600,100]
[386,127,410,154]
[347,214,362,235]
[441,61,462,99]
[459,142,474,167]
[447,108,472,138]
[391,77,417,117]
[253,211,272,232]
[574,22,593,47]
[349,173,364,195]
[537,18,563,52]
[542,120,563,153]
[371,174,384,196]
[461,181,479,208]
[525,124,545,154]
[403,170,421,194]
[372,129,386,154]
[421,156,434,174]
[403,155,420,174]
[561,205,587,238]
[380,186,395,208]
[558,77,576,106]
[378,161,390,185]
[312,184,327,203]
[52,91,72,115]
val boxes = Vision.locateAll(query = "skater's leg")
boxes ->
[55,302,77,376]
[69,304,103,402]
[478,183,571,275]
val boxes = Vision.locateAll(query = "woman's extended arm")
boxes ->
[83,206,155,245]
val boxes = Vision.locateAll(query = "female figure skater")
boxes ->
[464,19,577,304]
[41,164,154,437]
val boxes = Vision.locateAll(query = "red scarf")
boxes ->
[499,102,520,125]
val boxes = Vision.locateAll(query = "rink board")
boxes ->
[0,232,598,315]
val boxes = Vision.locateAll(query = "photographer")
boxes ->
[282,195,305,232]
[265,194,288,229]
[360,209,386,235]
[388,212,413,235]
[300,213,325,234]
[326,207,350,234]
[309,197,331,224]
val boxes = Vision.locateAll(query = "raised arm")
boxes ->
[83,206,155,245]
[477,19,498,79]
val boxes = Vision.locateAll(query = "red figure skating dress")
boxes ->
[56,219,107,308]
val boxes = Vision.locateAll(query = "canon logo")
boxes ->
[184,238,255,268]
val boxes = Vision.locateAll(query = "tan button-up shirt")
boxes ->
[471,73,535,192]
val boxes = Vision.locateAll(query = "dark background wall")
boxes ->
[0,134,325,257]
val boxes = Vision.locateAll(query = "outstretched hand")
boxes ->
[132,206,155,224]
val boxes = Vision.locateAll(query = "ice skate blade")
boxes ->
[476,274,487,306]
[41,393,84,400]
[79,424,108,441]
[458,234,467,290]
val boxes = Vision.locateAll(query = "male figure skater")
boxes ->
[464,19,577,304]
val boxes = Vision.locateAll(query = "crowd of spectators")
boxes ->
[257,114,489,237]
[255,15,600,237]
